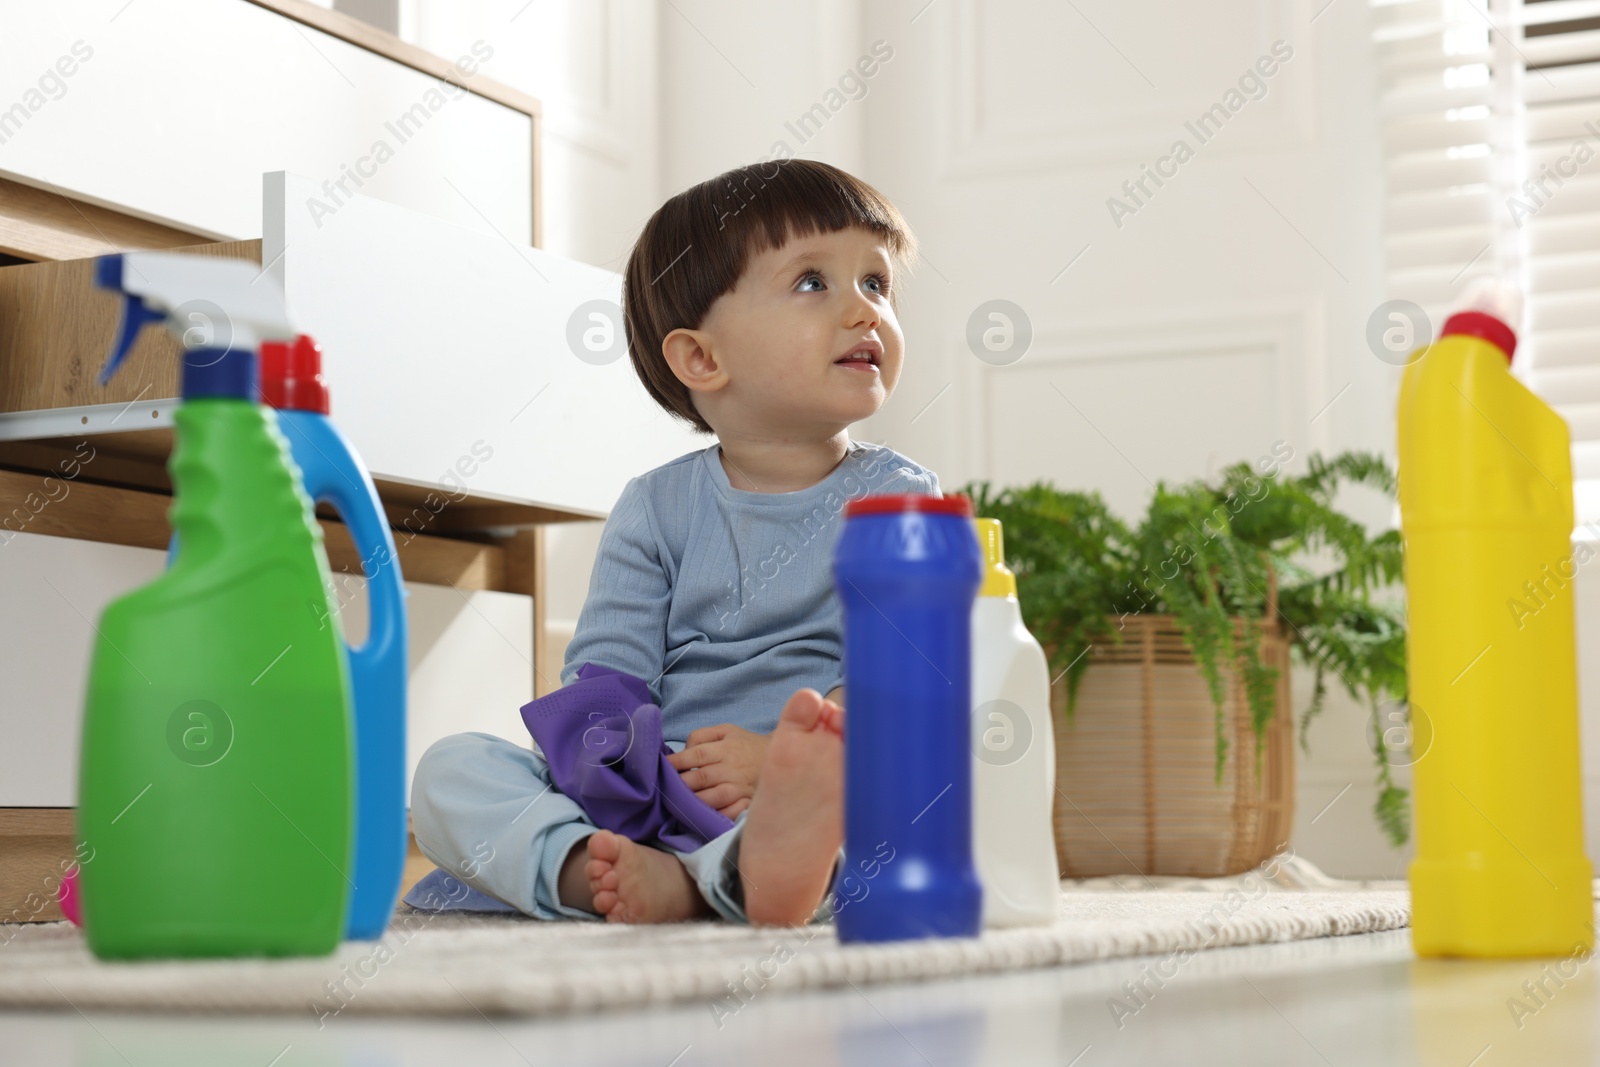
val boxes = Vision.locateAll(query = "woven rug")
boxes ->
[0,868,1408,1019]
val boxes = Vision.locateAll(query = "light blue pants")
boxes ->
[409,731,751,922]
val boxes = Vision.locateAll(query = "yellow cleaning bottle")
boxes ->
[1400,282,1594,957]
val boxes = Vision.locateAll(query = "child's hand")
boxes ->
[667,724,771,819]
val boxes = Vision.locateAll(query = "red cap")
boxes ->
[846,492,974,518]
[1441,310,1517,363]
[259,334,331,414]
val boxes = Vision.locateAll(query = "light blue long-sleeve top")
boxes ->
[559,438,942,741]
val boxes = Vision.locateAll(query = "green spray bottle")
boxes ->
[78,253,353,959]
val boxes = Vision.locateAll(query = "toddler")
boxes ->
[410,158,942,925]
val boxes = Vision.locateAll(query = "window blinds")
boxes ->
[1374,0,1600,524]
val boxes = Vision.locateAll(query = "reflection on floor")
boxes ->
[3,927,1596,1066]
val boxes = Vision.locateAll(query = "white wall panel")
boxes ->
[943,0,1312,176]
[976,306,1309,521]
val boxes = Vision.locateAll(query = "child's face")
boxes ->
[685,225,903,436]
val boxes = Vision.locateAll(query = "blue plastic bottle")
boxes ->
[832,492,984,942]
[169,334,409,940]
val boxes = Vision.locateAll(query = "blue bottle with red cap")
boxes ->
[263,336,409,941]
[169,335,409,941]
[833,491,984,942]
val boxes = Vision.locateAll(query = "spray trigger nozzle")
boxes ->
[97,256,166,386]
[92,251,296,396]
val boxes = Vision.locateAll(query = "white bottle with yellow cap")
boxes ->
[971,517,1061,927]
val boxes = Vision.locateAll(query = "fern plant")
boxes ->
[957,450,1411,846]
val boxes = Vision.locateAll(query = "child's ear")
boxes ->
[662,327,728,394]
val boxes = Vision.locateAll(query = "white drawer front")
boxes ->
[266,170,704,518]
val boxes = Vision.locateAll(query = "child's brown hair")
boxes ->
[622,158,917,435]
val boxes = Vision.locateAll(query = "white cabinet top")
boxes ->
[0,0,531,243]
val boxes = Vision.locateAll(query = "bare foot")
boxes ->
[741,688,845,926]
[584,830,712,923]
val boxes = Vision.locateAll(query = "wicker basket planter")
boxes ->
[1048,614,1295,878]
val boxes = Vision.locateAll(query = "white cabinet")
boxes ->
[0,173,702,806]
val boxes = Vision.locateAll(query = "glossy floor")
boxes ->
[3,927,1595,1065]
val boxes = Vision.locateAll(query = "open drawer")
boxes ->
[0,172,701,522]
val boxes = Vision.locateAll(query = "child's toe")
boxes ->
[776,687,826,732]
[587,829,623,864]
[819,700,844,734]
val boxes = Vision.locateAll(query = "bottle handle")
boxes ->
[165,416,406,660]
[293,436,405,665]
